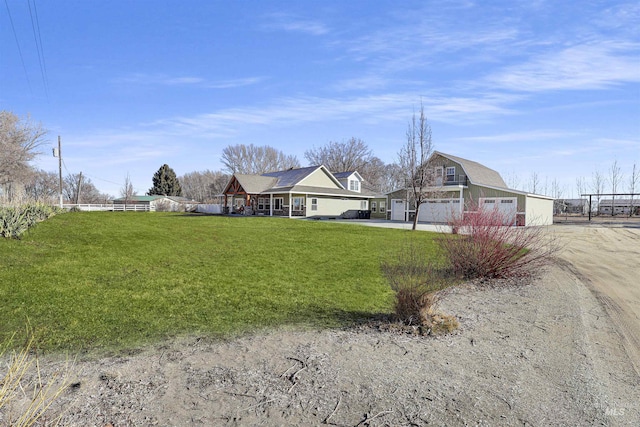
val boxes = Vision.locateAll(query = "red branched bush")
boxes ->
[440,203,558,279]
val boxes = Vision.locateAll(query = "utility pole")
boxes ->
[76,172,83,205]
[53,136,63,208]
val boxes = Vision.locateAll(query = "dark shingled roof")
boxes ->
[332,171,356,179]
[262,166,323,188]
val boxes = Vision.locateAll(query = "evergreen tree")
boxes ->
[148,164,182,196]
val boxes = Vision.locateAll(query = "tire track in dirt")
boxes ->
[555,226,640,376]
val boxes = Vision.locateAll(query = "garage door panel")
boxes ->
[418,199,460,223]
[391,199,406,221]
[479,197,517,224]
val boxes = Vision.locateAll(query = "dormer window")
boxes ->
[349,179,360,192]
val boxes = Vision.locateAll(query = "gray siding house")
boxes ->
[222,165,373,218]
[386,151,554,226]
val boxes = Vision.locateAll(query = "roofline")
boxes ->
[431,151,506,187]
[432,151,477,184]
[476,183,556,199]
[259,189,373,198]
[383,183,555,200]
[315,165,346,189]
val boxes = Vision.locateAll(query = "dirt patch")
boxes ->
[553,225,640,376]
[4,225,639,426]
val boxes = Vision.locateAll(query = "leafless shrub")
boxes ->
[440,203,559,280]
[381,240,457,332]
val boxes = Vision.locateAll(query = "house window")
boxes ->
[349,180,360,192]
[501,199,514,204]
[311,198,318,211]
[292,197,304,211]
[257,197,270,211]
[379,201,386,213]
[273,197,283,210]
[446,167,456,181]
[371,201,377,213]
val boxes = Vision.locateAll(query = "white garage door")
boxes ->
[391,199,407,221]
[479,197,517,224]
[418,199,460,223]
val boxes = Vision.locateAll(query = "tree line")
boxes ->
[144,138,407,203]
[6,107,633,209]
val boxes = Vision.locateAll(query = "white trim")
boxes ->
[260,189,373,198]
[270,194,273,216]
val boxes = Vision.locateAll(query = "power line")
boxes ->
[3,0,32,94]
[28,0,49,99]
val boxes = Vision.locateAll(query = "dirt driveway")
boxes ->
[553,225,640,375]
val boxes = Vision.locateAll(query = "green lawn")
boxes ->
[0,212,442,352]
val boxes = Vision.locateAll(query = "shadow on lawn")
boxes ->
[287,304,395,330]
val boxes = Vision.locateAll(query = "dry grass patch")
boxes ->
[0,334,72,426]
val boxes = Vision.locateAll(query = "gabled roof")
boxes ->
[262,165,343,188]
[333,171,364,182]
[433,151,507,188]
[223,165,375,197]
[230,174,278,194]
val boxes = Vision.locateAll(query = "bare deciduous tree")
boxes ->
[305,138,390,192]
[505,171,521,190]
[221,144,299,174]
[398,103,435,230]
[0,111,48,201]
[120,173,136,203]
[64,173,110,204]
[24,170,59,203]
[575,176,587,198]
[608,160,623,216]
[304,137,372,172]
[179,170,229,202]
[628,163,638,217]
[591,170,605,215]
[528,171,540,194]
[381,163,405,194]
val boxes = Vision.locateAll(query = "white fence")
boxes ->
[63,204,153,212]
[62,203,224,213]
[196,204,223,214]
[113,204,154,212]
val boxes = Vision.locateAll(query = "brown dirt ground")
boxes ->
[4,224,639,426]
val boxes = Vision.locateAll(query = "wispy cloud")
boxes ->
[486,41,640,92]
[263,13,329,36]
[142,91,518,137]
[204,77,266,89]
[113,74,264,89]
[453,130,580,143]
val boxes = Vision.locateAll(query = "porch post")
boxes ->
[459,188,464,215]
[224,194,227,214]
[270,194,273,216]
[289,193,292,218]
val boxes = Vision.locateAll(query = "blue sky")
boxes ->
[2,0,639,198]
